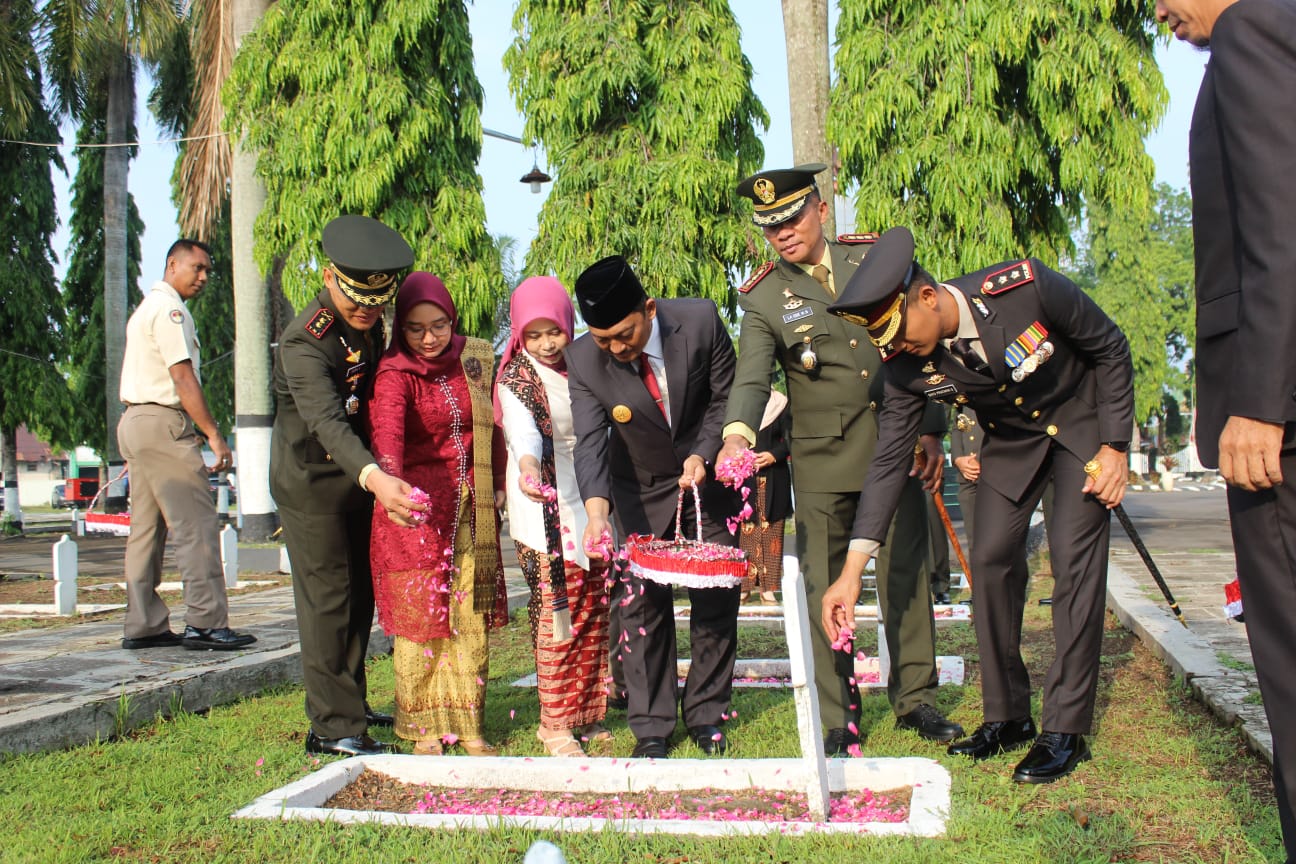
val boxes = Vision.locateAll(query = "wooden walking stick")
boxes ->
[915,446,972,592]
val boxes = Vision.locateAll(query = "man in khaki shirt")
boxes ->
[117,239,255,651]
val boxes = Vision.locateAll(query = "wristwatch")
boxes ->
[1102,441,1129,452]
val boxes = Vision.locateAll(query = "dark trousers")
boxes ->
[927,494,951,595]
[957,479,978,566]
[620,570,740,739]
[797,479,936,727]
[971,442,1110,732]
[279,504,375,740]
[1227,426,1296,863]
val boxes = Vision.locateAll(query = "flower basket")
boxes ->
[626,486,747,589]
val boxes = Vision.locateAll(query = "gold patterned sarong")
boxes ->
[392,490,489,743]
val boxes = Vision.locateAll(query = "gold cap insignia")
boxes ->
[753,178,776,204]
[612,405,632,423]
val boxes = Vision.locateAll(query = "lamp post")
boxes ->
[483,127,552,194]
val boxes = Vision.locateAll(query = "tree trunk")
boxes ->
[230,0,277,539]
[103,54,133,512]
[780,0,835,237]
[0,426,21,533]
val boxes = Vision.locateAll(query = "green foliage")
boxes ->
[830,0,1167,277]
[504,0,768,316]
[1072,184,1194,426]
[59,84,144,456]
[226,0,505,339]
[0,20,71,450]
[0,0,44,137]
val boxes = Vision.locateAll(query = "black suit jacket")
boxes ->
[1190,0,1296,468]
[852,262,1133,542]
[567,297,737,541]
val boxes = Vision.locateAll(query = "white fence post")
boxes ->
[53,534,78,616]
[782,554,831,821]
[220,525,238,589]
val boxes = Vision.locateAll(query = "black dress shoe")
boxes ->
[948,717,1037,760]
[631,736,669,759]
[121,631,181,650]
[305,731,393,757]
[895,704,964,742]
[607,693,628,711]
[364,708,394,728]
[1012,732,1091,783]
[181,626,257,651]
[824,727,861,757]
[933,592,951,605]
[688,725,727,755]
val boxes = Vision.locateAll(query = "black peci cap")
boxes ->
[574,255,648,329]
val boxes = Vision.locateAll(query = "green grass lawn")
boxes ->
[0,573,1283,863]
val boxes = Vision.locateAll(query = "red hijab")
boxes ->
[379,271,466,378]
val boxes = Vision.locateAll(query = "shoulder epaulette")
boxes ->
[837,232,879,245]
[980,260,1035,296]
[738,261,776,294]
[306,308,335,339]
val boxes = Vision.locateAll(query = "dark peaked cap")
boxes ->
[322,215,415,307]
[735,162,827,226]
[828,226,917,359]
[574,255,648,328]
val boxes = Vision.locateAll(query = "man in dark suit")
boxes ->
[568,255,741,759]
[719,164,959,757]
[270,215,422,758]
[821,227,1134,784]
[1164,0,1296,856]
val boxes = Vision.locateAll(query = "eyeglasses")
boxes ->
[404,320,453,339]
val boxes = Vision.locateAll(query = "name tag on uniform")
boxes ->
[782,307,814,324]
[925,383,958,399]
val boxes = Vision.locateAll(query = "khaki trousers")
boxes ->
[117,404,228,637]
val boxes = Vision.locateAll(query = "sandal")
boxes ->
[576,722,613,743]
[537,726,586,758]
[412,738,443,756]
[458,738,499,757]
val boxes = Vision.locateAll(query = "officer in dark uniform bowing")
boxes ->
[718,164,960,756]
[271,214,423,757]
[821,227,1133,783]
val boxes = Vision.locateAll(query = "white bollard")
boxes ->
[782,556,831,821]
[53,534,78,616]
[278,545,292,575]
[220,525,238,588]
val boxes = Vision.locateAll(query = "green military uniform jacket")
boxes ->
[270,290,385,514]
[725,237,944,470]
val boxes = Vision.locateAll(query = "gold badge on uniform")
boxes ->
[612,405,632,423]
[753,177,776,204]
[794,323,814,333]
[955,394,969,405]
[782,297,804,310]
[926,373,946,385]
[922,362,936,373]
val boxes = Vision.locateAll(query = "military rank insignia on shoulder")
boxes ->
[306,308,335,339]
[837,232,879,245]
[981,261,1035,295]
[738,261,776,294]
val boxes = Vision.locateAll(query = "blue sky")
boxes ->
[49,1,1209,291]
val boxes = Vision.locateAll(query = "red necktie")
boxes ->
[639,356,668,419]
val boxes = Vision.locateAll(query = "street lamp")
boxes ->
[483,127,552,193]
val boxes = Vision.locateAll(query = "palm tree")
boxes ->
[42,0,181,508]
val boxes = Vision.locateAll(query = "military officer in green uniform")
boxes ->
[719,164,962,755]
[271,214,422,758]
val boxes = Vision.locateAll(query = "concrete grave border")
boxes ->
[232,753,950,837]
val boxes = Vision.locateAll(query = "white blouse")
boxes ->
[498,350,590,570]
